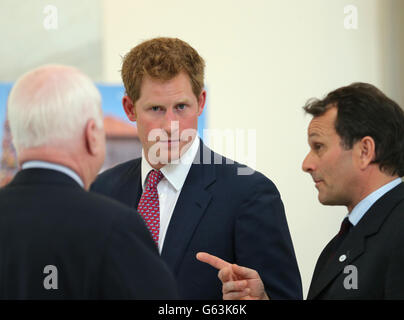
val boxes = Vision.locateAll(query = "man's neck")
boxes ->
[22,160,85,188]
[143,136,199,170]
[141,137,200,188]
[18,146,89,189]
[347,173,400,212]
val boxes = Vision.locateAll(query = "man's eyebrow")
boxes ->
[144,101,163,106]
[145,98,192,106]
[176,98,192,104]
[308,133,320,138]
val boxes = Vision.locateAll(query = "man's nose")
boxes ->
[302,152,314,173]
[162,109,179,136]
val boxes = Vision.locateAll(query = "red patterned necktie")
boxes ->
[137,169,164,246]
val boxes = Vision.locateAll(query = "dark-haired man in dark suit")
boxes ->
[0,64,178,299]
[198,82,404,299]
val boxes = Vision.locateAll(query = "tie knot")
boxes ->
[338,217,352,236]
[146,170,164,189]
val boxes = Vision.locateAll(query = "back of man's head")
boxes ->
[303,82,404,177]
[121,37,205,103]
[8,64,103,153]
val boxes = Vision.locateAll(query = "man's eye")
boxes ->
[313,143,323,151]
[151,106,161,111]
[176,104,186,110]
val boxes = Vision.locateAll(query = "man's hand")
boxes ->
[196,252,269,300]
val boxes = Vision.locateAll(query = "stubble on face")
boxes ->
[304,107,357,209]
[131,72,204,169]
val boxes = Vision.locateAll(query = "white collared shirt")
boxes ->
[21,160,84,188]
[348,178,402,226]
[141,137,200,254]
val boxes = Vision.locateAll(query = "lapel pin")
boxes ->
[339,254,347,262]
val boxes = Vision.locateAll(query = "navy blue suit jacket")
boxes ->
[91,142,302,299]
[0,168,178,299]
[307,182,404,299]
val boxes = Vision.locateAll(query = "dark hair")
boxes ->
[303,82,404,177]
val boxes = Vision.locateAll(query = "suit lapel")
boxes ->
[113,160,143,209]
[161,144,215,274]
[308,182,404,299]
[307,231,366,299]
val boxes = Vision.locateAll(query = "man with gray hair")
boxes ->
[0,64,178,299]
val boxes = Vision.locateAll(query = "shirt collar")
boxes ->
[21,160,84,188]
[348,178,402,226]
[141,136,200,191]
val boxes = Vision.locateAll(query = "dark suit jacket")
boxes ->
[307,182,404,299]
[91,142,302,299]
[0,168,179,299]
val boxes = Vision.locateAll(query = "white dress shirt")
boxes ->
[141,137,200,254]
[21,160,84,188]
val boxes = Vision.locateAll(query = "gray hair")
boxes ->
[7,65,103,153]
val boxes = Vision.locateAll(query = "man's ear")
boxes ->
[123,95,137,122]
[85,119,103,156]
[197,90,206,116]
[354,136,376,170]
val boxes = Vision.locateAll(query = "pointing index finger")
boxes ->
[196,252,231,270]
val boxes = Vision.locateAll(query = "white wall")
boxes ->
[0,0,103,81]
[102,0,399,298]
[378,0,404,108]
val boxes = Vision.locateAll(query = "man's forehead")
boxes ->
[138,72,196,101]
[307,107,338,138]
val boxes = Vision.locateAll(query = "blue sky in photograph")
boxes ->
[0,83,12,148]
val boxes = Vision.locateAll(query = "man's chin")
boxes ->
[146,141,193,166]
[147,151,180,166]
[318,195,341,207]
[317,190,329,205]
